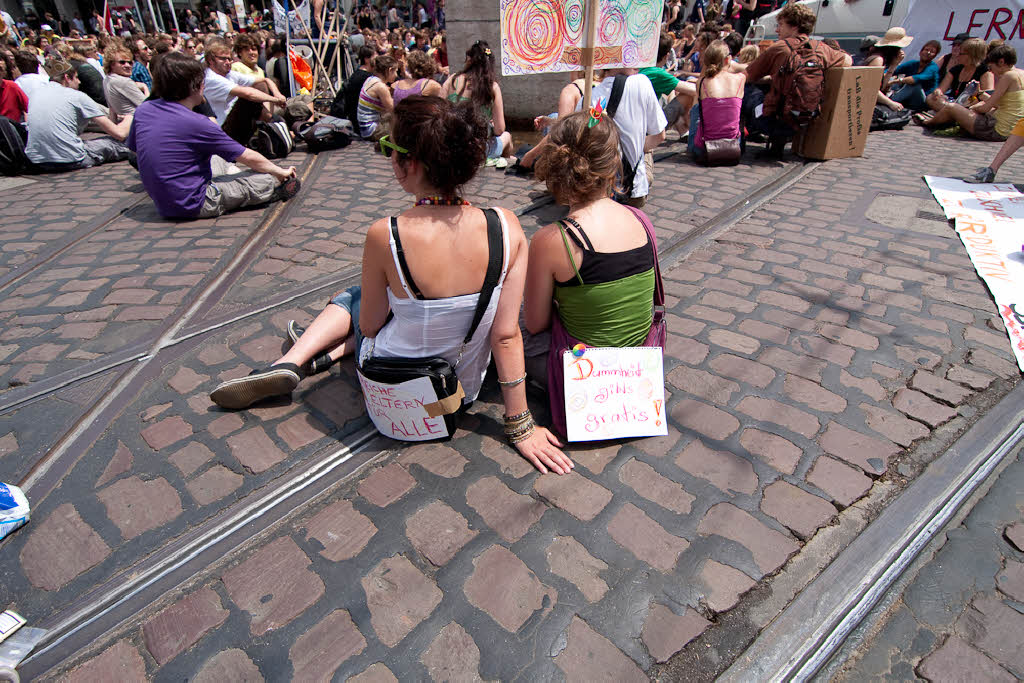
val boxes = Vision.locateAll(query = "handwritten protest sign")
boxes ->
[499,0,661,76]
[356,374,451,441]
[562,346,667,442]
[924,176,1024,373]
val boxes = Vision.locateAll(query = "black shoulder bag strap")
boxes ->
[460,208,504,355]
[390,216,425,299]
[605,74,628,119]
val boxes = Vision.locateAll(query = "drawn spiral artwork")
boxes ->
[500,0,661,75]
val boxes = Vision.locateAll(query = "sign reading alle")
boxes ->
[356,373,450,441]
[562,346,667,442]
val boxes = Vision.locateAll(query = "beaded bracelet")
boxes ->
[498,373,527,388]
[508,423,536,445]
[504,409,530,424]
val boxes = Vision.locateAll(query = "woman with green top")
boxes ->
[525,109,664,436]
[441,40,511,159]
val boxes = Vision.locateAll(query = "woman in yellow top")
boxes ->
[921,44,1024,142]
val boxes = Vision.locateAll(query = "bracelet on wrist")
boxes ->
[498,373,527,388]
[504,409,530,423]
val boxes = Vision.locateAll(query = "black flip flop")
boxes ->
[210,363,302,410]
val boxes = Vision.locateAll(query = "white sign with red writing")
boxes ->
[904,0,1024,52]
[562,346,668,442]
[357,374,451,441]
[924,176,1024,373]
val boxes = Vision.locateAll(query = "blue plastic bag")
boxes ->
[0,484,29,542]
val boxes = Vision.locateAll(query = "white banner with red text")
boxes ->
[924,176,1024,373]
[904,0,1024,53]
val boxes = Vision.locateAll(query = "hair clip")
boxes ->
[483,47,491,56]
[587,98,606,128]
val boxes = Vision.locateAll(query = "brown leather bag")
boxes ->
[698,77,741,167]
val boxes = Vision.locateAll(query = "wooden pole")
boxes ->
[581,0,600,108]
[333,2,341,87]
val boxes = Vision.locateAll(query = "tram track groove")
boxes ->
[18,155,324,498]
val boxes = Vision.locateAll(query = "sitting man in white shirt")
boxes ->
[13,49,49,101]
[576,69,667,208]
[203,37,285,146]
[25,58,134,172]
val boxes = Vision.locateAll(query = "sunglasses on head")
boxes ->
[377,135,409,158]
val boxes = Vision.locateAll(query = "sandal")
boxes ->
[285,321,340,375]
[505,158,534,176]
[210,363,302,410]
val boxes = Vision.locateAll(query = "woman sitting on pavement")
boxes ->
[691,39,745,161]
[863,27,913,112]
[356,54,397,139]
[391,49,441,105]
[524,109,659,435]
[210,95,572,475]
[919,45,1024,142]
[888,39,941,112]
[923,37,994,114]
[442,40,511,160]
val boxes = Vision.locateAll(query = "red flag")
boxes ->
[102,0,114,34]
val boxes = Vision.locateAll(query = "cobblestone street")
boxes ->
[0,126,1021,681]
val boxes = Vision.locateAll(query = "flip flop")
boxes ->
[493,157,509,169]
[210,363,302,410]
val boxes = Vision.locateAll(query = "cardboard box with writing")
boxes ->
[794,66,882,161]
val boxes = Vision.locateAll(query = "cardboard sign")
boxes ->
[924,176,1024,373]
[562,346,667,442]
[356,373,451,441]
[793,66,881,161]
[500,0,661,76]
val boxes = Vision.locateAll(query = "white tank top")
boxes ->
[359,208,511,402]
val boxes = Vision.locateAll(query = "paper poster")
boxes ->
[357,373,451,441]
[272,0,311,36]
[562,346,667,442]
[500,0,661,76]
[924,176,1024,373]
[233,0,247,26]
[216,10,231,32]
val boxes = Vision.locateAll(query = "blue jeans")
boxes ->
[329,285,364,356]
[891,83,927,111]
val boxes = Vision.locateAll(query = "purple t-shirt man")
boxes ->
[127,98,246,218]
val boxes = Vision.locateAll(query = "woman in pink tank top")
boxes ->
[693,40,746,156]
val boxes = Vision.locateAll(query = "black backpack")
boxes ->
[870,105,913,131]
[249,119,293,159]
[297,115,353,153]
[604,75,643,202]
[0,115,29,176]
[332,68,373,129]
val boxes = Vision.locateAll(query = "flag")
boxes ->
[102,0,114,34]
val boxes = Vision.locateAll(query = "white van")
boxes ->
[745,0,911,52]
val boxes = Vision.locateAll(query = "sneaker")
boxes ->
[284,320,337,375]
[210,363,302,409]
[287,320,304,345]
[965,166,996,184]
[273,176,301,202]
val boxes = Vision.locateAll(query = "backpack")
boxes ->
[775,38,829,130]
[0,115,28,176]
[249,119,293,159]
[332,68,373,129]
[604,75,643,202]
[297,115,353,153]
[870,104,913,131]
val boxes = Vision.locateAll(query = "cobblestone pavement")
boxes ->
[835,446,1024,682]
[0,126,1021,681]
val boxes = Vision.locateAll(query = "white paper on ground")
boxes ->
[924,176,1024,373]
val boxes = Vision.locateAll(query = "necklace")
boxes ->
[415,196,471,206]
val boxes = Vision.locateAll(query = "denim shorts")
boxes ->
[486,135,504,159]
[329,285,364,355]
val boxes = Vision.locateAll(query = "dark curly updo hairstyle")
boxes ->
[535,110,620,206]
[391,95,489,198]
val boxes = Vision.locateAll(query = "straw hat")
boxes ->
[876,27,913,48]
